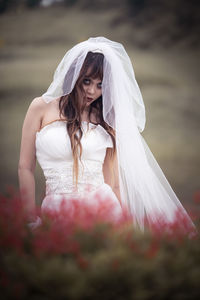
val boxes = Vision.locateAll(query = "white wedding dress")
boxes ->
[35,120,122,220]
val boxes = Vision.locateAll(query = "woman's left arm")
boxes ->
[103,148,122,207]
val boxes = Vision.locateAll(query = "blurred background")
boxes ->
[0,0,199,209]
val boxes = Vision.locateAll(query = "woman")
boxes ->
[18,37,195,233]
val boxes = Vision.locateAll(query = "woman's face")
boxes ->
[81,76,102,107]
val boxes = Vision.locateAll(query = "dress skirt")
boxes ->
[41,183,123,224]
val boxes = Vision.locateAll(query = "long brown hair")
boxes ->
[59,52,116,186]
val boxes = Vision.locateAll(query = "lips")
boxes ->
[86,97,93,102]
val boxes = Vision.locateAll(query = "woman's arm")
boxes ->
[18,97,45,221]
[103,148,122,207]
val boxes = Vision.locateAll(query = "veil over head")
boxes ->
[42,37,195,233]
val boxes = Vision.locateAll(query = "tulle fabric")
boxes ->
[42,37,196,232]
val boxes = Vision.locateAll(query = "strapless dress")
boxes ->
[35,120,122,220]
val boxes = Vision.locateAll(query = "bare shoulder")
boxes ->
[22,96,49,133]
[26,96,49,124]
[29,96,48,111]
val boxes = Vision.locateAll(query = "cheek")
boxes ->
[97,90,102,98]
[82,85,87,93]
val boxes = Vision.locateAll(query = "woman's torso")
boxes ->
[35,98,113,197]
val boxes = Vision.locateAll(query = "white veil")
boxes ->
[42,37,196,233]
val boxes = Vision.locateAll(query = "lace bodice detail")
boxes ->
[35,121,113,196]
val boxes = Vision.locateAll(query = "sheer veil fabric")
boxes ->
[42,37,195,232]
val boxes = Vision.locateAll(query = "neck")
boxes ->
[81,107,90,121]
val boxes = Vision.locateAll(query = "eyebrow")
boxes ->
[84,76,102,82]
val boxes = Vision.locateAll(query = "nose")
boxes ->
[88,84,95,95]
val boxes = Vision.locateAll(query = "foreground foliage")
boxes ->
[0,191,199,300]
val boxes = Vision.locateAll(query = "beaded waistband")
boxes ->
[43,160,104,196]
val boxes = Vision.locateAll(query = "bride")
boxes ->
[18,37,195,232]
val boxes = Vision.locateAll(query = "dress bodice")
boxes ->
[35,120,113,196]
